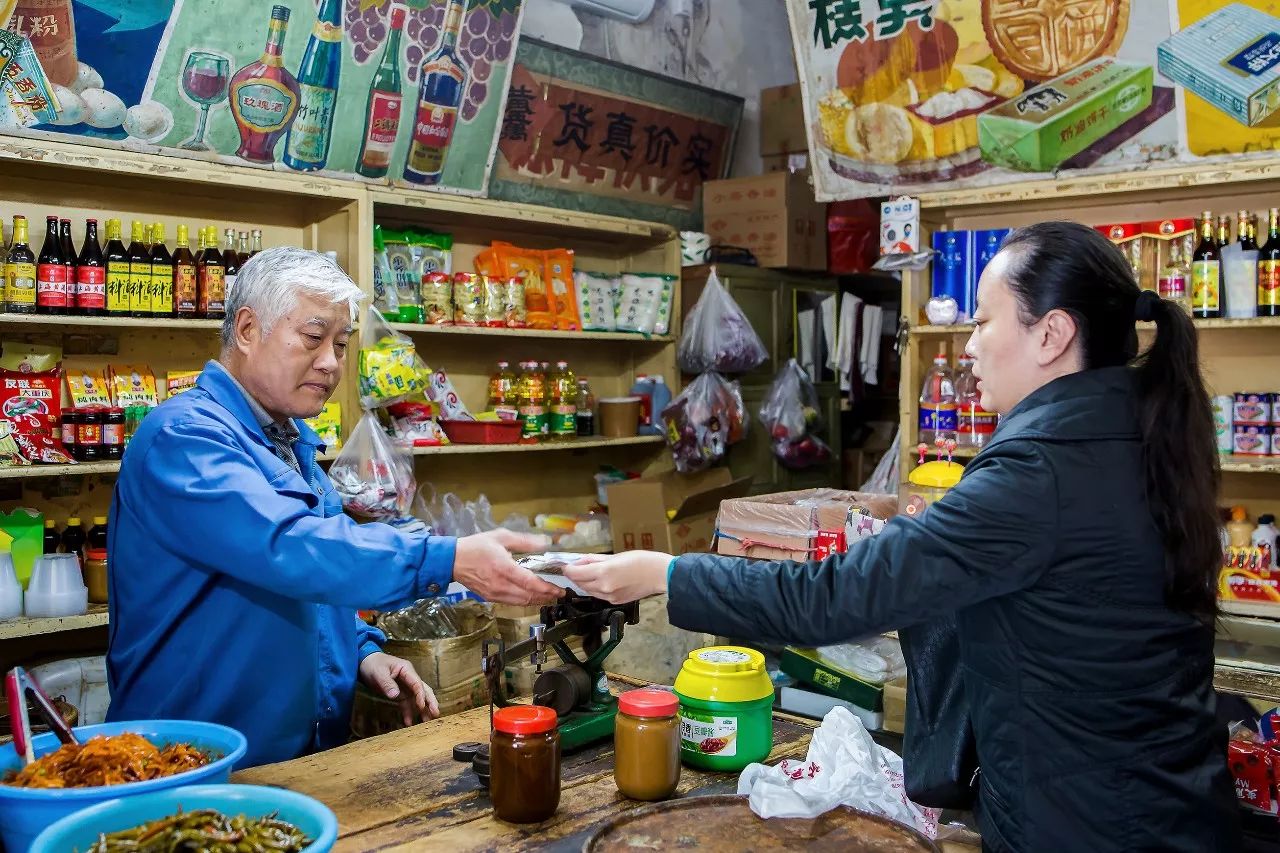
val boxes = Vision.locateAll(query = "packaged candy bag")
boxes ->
[661,371,747,473]
[574,271,618,332]
[372,225,400,320]
[760,359,833,470]
[357,306,429,410]
[330,411,416,519]
[678,268,768,373]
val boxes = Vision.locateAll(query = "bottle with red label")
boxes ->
[36,215,68,314]
[59,218,76,307]
[918,353,957,446]
[954,356,995,449]
[403,0,469,186]
[76,219,105,316]
[357,5,405,178]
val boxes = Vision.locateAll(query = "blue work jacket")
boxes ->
[106,361,455,767]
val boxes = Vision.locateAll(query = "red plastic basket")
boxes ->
[441,419,523,445]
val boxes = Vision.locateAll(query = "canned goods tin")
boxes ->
[1234,392,1272,426]
[1233,424,1273,456]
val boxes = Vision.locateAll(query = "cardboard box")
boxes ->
[760,83,807,156]
[703,172,827,271]
[716,488,898,561]
[780,646,884,711]
[608,468,753,555]
[380,600,497,694]
[882,675,907,735]
[1158,4,1280,127]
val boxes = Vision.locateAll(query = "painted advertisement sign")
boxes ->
[2,0,525,195]
[788,0,1280,200]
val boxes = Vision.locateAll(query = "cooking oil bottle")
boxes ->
[517,361,545,443]
[549,360,577,441]
[488,360,516,411]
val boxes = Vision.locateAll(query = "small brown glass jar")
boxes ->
[84,548,108,604]
[614,688,681,801]
[76,407,103,462]
[490,705,560,824]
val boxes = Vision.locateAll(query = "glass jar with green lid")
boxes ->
[674,646,774,772]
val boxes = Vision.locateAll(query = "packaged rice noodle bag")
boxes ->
[408,229,453,277]
[358,305,429,409]
[574,271,618,332]
[545,249,579,331]
[503,277,527,327]
[616,273,663,335]
[453,273,485,326]
[482,276,506,327]
[421,271,452,325]
[372,224,400,321]
[67,368,112,407]
[474,247,500,278]
[384,230,425,324]
[652,274,676,336]
[108,364,159,408]
[495,243,553,329]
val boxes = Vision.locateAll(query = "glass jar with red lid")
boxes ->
[489,705,560,824]
[614,688,681,801]
[76,408,104,461]
[102,407,125,460]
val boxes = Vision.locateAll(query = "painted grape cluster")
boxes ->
[345,0,516,123]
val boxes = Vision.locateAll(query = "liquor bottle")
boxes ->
[1239,210,1257,250]
[5,215,35,315]
[104,219,129,317]
[59,218,76,310]
[0,221,9,313]
[76,219,106,317]
[249,229,263,257]
[222,228,241,303]
[127,220,151,317]
[36,215,67,314]
[237,231,250,268]
[150,223,174,316]
[404,0,469,186]
[173,224,198,318]
[1157,240,1189,314]
[229,6,302,164]
[198,227,226,320]
[1217,215,1231,249]
[1260,208,1280,318]
[1192,211,1222,320]
[356,4,405,178]
[284,0,342,171]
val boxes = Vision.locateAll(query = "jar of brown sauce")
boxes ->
[614,688,681,801]
[490,705,561,823]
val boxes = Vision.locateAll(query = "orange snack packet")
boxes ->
[544,248,579,331]
[495,242,553,329]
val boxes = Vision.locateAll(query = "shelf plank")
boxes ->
[1215,658,1280,702]
[2,452,339,480]
[412,435,663,456]
[0,313,222,331]
[388,322,672,343]
[910,317,1280,336]
[0,604,109,641]
[1220,456,1280,474]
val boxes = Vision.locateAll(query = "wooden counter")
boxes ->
[234,700,818,852]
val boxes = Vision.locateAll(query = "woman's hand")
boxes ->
[563,551,673,604]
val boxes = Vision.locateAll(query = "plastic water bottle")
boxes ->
[919,353,957,446]
[641,376,671,435]
[954,356,994,449]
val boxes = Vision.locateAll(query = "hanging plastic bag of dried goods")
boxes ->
[759,359,832,470]
[330,411,416,519]
[677,268,768,374]
[661,371,747,473]
[357,305,429,410]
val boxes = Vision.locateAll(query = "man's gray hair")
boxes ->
[220,246,364,349]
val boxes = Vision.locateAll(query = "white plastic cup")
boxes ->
[0,553,21,620]
[25,554,88,618]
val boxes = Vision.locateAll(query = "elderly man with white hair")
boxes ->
[106,247,561,767]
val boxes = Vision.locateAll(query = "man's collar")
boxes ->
[197,361,324,449]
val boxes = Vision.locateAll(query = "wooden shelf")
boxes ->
[389,323,672,343]
[1221,456,1280,474]
[0,313,222,331]
[0,604,109,641]
[910,317,1280,337]
[1,451,339,480]
[413,435,663,456]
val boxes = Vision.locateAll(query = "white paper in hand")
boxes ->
[736,706,939,838]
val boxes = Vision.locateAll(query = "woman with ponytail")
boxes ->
[565,222,1239,852]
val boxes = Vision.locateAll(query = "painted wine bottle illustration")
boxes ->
[355,5,405,178]
[229,5,302,164]
[284,0,343,171]
[403,0,469,186]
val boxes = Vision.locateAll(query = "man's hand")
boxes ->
[359,652,439,727]
[452,529,564,605]
[563,551,672,604]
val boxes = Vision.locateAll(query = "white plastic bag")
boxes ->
[329,411,416,519]
[677,268,768,373]
[737,706,939,838]
[357,305,429,410]
[759,359,833,470]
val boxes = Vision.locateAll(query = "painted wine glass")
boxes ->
[179,51,230,151]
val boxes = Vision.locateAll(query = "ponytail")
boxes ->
[1001,222,1220,620]
[1133,295,1220,618]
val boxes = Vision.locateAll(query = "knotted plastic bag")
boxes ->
[737,706,939,838]
[677,267,768,374]
[357,305,429,410]
[329,411,415,519]
[661,371,747,473]
[759,359,832,469]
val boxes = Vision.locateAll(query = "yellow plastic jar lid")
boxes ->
[674,646,773,704]
[908,460,963,489]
